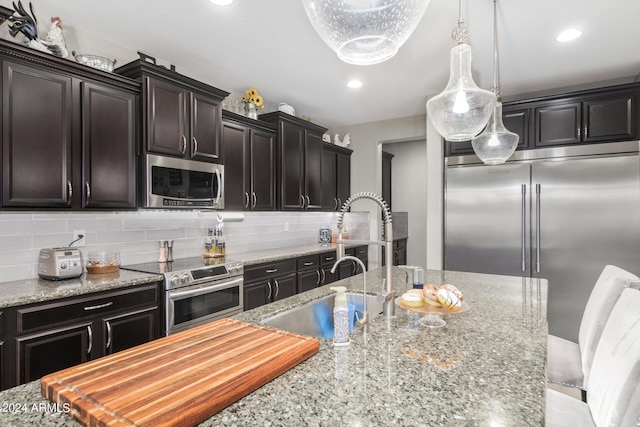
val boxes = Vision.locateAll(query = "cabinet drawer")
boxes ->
[352,246,368,258]
[319,251,338,266]
[16,284,159,335]
[297,254,320,271]
[244,259,297,282]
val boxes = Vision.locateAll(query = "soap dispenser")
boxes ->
[330,286,350,346]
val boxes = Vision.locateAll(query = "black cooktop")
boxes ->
[121,256,228,274]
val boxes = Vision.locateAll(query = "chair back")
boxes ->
[579,265,639,384]
[587,287,640,426]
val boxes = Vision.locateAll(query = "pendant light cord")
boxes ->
[452,0,469,45]
[493,0,502,100]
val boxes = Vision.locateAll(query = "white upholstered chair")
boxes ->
[546,287,640,426]
[546,265,640,393]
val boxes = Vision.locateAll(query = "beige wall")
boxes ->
[331,113,443,270]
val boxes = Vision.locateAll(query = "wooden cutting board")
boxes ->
[41,318,319,427]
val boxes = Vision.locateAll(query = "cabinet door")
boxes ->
[336,151,351,209]
[305,132,323,209]
[146,77,188,156]
[2,61,73,207]
[583,92,636,143]
[297,269,321,294]
[534,101,582,147]
[251,129,276,210]
[81,82,137,208]
[321,149,337,210]
[280,121,305,209]
[102,307,157,355]
[190,91,221,162]
[243,281,271,311]
[221,121,249,210]
[273,274,297,302]
[17,323,91,384]
[502,106,531,150]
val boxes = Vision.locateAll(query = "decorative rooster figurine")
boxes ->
[7,1,69,58]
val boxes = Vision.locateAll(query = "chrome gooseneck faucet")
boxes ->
[336,192,394,317]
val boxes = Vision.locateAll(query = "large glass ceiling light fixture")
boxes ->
[426,0,496,141]
[471,0,518,164]
[300,0,431,65]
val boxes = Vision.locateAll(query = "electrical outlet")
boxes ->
[73,230,86,247]
[284,222,289,232]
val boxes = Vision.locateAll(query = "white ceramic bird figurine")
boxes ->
[334,134,341,145]
[342,133,351,147]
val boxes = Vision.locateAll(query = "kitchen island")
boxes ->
[0,267,547,426]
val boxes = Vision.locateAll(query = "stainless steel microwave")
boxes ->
[144,154,224,209]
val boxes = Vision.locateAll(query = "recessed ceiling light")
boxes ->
[347,80,363,89]
[556,28,582,42]
[209,0,234,5]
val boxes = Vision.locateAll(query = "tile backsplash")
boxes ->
[0,210,369,282]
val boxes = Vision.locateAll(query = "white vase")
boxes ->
[244,103,258,119]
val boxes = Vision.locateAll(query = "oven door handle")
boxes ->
[168,276,243,299]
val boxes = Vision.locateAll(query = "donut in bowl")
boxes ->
[400,291,424,308]
[422,284,442,307]
[436,288,462,312]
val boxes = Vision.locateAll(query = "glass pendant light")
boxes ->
[471,0,518,165]
[300,0,431,65]
[426,0,496,142]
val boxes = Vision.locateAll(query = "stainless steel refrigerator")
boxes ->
[444,141,640,342]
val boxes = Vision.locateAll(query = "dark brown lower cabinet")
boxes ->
[339,246,369,279]
[297,254,321,294]
[382,238,408,266]
[17,322,91,384]
[319,251,339,286]
[243,260,297,311]
[6,282,160,389]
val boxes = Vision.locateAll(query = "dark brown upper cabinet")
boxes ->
[260,112,328,211]
[322,144,352,211]
[445,82,640,156]
[221,111,277,211]
[0,40,140,209]
[115,60,229,163]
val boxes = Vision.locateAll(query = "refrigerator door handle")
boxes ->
[535,184,541,273]
[521,184,527,272]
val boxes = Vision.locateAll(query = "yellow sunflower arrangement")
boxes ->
[242,88,264,109]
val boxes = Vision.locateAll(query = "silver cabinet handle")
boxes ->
[324,256,335,262]
[180,135,187,154]
[67,180,73,205]
[105,321,112,350]
[337,198,342,210]
[266,281,272,300]
[334,198,338,210]
[535,184,541,273]
[299,195,305,209]
[274,279,279,298]
[583,125,588,140]
[192,137,198,157]
[265,268,278,273]
[320,268,326,284]
[85,181,91,201]
[521,184,526,272]
[84,301,113,311]
[214,169,222,205]
[305,195,310,209]
[87,325,93,354]
[251,192,257,209]
[244,192,250,208]
[316,270,321,285]
[304,261,314,266]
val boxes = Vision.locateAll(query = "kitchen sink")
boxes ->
[261,292,385,338]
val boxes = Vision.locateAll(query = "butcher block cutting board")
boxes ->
[41,318,319,427]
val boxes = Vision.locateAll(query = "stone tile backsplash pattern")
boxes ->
[0,211,369,282]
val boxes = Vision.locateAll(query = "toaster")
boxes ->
[38,248,83,280]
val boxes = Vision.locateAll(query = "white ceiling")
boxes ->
[10,0,640,129]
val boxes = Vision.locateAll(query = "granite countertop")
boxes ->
[0,270,163,309]
[0,267,548,426]
[0,243,360,309]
